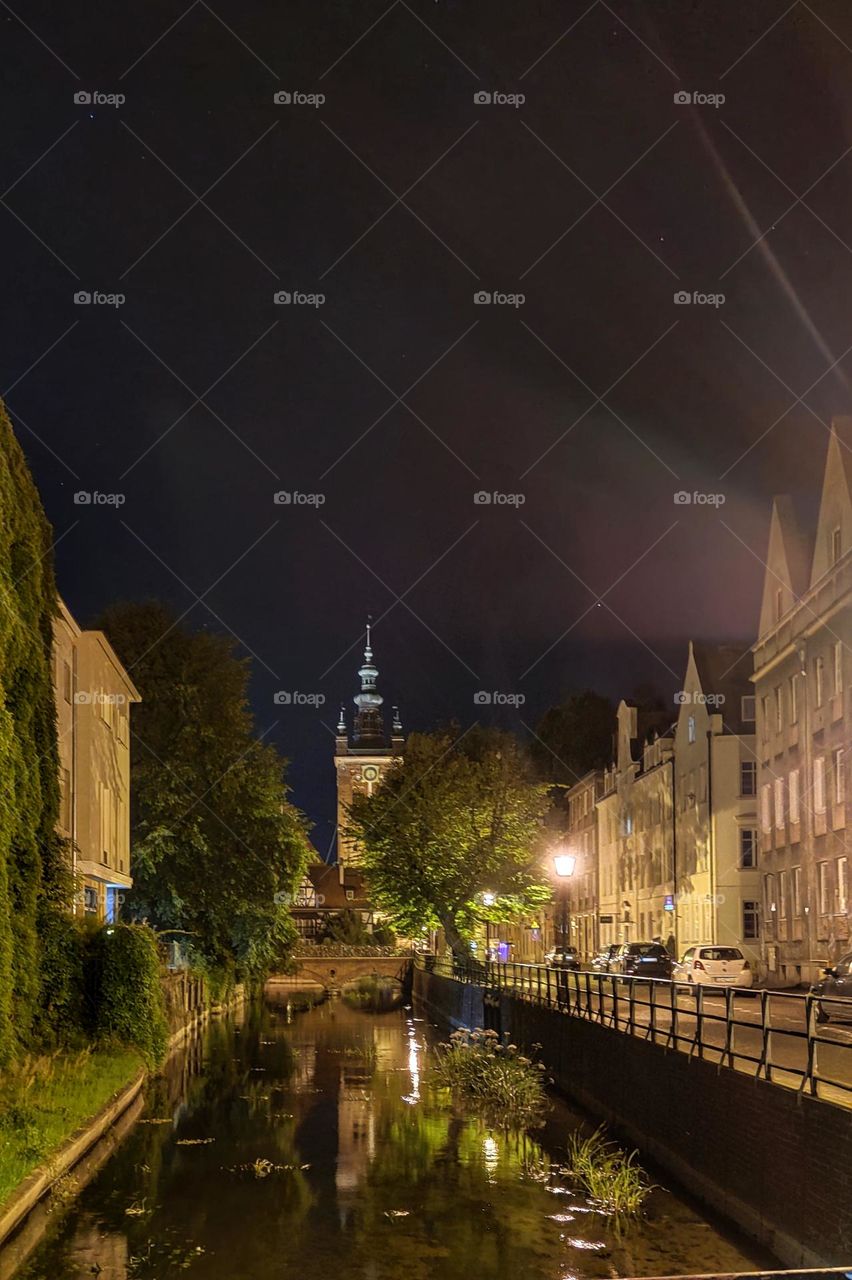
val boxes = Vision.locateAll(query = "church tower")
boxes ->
[334,621,404,866]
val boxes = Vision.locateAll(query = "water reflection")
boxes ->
[9,1001,776,1280]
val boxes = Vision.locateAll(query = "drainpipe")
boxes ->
[707,728,715,944]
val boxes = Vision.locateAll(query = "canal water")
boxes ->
[10,995,776,1280]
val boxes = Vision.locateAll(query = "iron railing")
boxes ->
[417,954,852,1107]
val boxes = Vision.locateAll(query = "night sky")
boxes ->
[3,0,851,854]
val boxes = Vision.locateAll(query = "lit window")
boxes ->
[761,696,771,739]
[774,685,783,732]
[792,866,801,917]
[814,656,825,708]
[834,641,843,697]
[839,858,849,914]
[688,715,696,744]
[789,768,800,824]
[814,757,827,814]
[789,674,798,724]
[818,861,830,915]
[774,777,785,828]
[778,870,788,919]
[760,783,772,833]
[834,747,846,806]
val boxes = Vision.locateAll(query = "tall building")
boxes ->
[334,622,404,866]
[562,770,603,959]
[53,597,141,920]
[753,420,852,985]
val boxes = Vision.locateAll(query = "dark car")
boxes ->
[545,946,580,970]
[811,952,852,1023]
[591,943,620,973]
[610,941,673,980]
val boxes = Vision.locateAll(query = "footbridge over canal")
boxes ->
[267,948,413,995]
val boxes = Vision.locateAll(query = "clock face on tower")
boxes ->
[361,764,379,782]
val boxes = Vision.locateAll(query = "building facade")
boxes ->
[562,770,603,959]
[54,597,140,920]
[753,421,852,985]
[334,622,404,864]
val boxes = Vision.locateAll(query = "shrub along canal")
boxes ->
[6,994,777,1280]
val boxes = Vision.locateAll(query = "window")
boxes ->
[741,695,755,722]
[775,587,783,622]
[83,886,99,916]
[818,861,830,915]
[792,866,801,918]
[834,747,846,806]
[774,777,785,828]
[778,870,788,919]
[741,760,756,796]
[832,525,842,566]
[761,696,771,739]
[814,756,827,814]
[789,768,800,824]
[345,889,354,901]
[760,783,772,833]
[774,685,783,732]
[743,900,760,940]
[789,673,799,724]
[740,828,757,868]
[834,642,844,697]
[688,714,696,744]
[839,858,849,914]
[815,656,825,708]
[624,814,633,836]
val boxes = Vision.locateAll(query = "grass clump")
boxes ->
[566,1125,652,1216]
[0,1047,142,1207]
[433,1028,549,1128]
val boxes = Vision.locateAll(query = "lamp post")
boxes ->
[482,890,495,960]
[553,851,576,952]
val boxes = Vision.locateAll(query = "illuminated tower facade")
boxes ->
[334,621,404,866]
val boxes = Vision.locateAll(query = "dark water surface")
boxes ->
[12,998,776,1280]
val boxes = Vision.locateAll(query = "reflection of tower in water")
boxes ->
[335,1038,377,1223]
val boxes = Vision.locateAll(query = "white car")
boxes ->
[675,946,753,989]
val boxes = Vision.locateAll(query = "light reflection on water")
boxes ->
[9,999,776,1280]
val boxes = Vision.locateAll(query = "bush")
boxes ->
[33,907,87,1047]
[86,924,168,1067]
[566,1126,652,1216]
[433,1028,549,1128]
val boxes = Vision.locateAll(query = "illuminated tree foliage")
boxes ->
[0,401,62,1062]
[347,727,551,956]
[99,601,311,982]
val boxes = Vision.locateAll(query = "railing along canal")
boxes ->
[416,953,852,1107]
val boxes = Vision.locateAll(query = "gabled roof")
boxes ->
[293,863,372,911]
[690,641,753,733]
[757,496,811,639]
[809,417,852,588]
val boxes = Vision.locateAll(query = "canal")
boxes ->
[10,994,777,1280]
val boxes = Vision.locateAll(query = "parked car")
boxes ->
[674,946,753,989]
[609,941,673,980]
[545,946,580,970]
[591,943,620,973]
[811,953,852,1023]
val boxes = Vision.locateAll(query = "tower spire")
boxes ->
[353,617,385,745]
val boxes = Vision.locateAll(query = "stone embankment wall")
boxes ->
[414,967,852,1268]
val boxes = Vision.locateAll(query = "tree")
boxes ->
[530,691,614,786]
[0,401,64,1062]
[98,601,311,981]
[318,908,372,946]
[347,727,551,957]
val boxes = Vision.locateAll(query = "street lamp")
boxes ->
[553,851,576,952]
[481,890,496,959]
